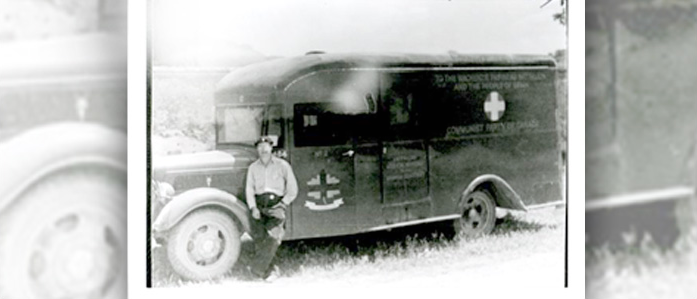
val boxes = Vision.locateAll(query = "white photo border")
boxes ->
[128,0,584,297]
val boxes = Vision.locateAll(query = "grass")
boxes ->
[151,207,564,287]
[586,229,697,299]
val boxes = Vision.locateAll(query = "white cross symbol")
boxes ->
[75,96,89,121]
[484,91,505,122]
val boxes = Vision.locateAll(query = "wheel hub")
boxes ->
[65,249,96,281]
[187,224,225,266]
[27,211,120,299]
[462,197,488,231]
[202,240,216,253]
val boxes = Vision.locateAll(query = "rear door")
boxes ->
[379,73,432,224]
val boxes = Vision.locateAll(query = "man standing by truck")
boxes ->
[245,136,298,279]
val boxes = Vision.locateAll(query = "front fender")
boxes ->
[153,188,251,234]
[0,122,126,212]
[463,174,528,211]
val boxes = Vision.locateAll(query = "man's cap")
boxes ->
[254,136,274,147]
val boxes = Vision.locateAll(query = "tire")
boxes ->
[0,168,126,299]
[166,207,241,281]
[454,190,497,237]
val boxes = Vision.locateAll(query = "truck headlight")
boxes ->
[156,181,175,204]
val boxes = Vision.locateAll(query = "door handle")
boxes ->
[342,150,355,157]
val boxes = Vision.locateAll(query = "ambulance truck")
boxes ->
[152,53,564,281]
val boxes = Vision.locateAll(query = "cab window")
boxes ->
[216,105,264,145]
[263,105,284,148]
[216,104,282,146]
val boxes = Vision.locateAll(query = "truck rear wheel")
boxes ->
[0,168,126,299]
[166,207,241,281]
[454,190,497,237]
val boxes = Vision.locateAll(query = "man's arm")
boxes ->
[283,163,298,205]
[245,166,257,209]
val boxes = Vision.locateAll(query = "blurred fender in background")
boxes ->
[0,0,126,298]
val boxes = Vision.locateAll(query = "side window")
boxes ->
[263,105,284,148]
[387,93,413,126]
[382,75,423,141]
[294,101,379,147]
[294,103,352,147]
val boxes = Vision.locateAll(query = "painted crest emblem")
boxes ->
[305,169,344,211]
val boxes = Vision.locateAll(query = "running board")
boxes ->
[526,200,565,210]
[586,186,694,211]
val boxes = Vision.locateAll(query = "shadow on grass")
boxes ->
[272,214,554,277]
[271,221,457,277]
[492,213,556,235]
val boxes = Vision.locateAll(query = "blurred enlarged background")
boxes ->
[587,0,697,298]
[0,0,126,299]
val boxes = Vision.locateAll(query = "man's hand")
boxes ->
[272,201,288,209]
[251,207,261,219]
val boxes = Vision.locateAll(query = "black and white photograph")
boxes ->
[143,0,570,290]
[586,0,697,298]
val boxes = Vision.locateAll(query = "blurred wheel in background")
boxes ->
[0,123,126,299]
[0,168,125,299]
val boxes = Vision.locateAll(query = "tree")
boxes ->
[541,0,566,26]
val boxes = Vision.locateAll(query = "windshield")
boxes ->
[216,105,264,145]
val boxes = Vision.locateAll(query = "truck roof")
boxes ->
[214,53,556,104]
[0,34,126,86]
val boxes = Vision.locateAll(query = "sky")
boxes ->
[153,0,566,63]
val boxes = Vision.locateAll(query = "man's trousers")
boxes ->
[249,193,286,277]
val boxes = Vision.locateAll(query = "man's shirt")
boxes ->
[245,156,298,209]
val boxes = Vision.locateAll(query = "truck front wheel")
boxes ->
[166,207,241,281]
